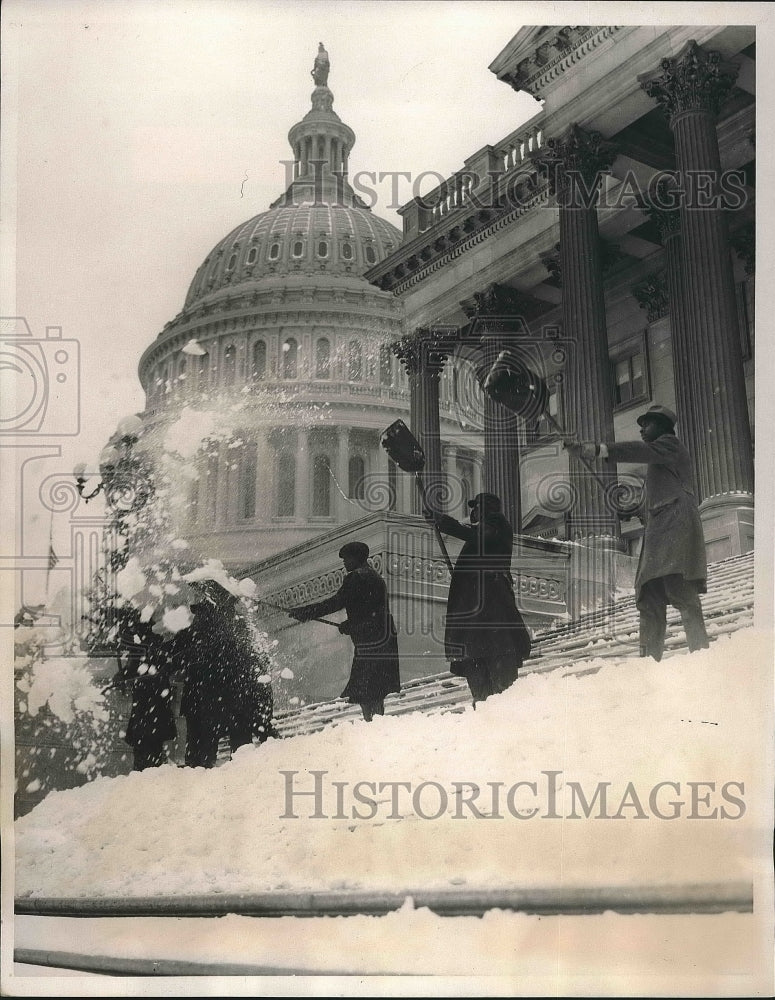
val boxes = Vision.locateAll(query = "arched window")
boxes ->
[312,454,331,516]
[348,455,365,500]
[317,241,328,258]
[316,338,331,379]
[282,338,298,379]
[379,344,392,386]
[365,245,376,264]
[176,356,187,392]
[252,340,267,381]
[342,242,353,260]
[292,241,304,258]
[269,242,280,260]
[277,453,295,516]
[239,442,258,520]
[222,344,236,387]
[347,340,362,382]
[247,247,258,265]
[227,252,237,271]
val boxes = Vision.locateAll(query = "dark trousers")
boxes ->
[465,654,519,707]
[636,574,710,661]
[361,698,385,722]
[132,744,167,771]
[184,713,253,768]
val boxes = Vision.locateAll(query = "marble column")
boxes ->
[336,426,350,521]
[255,429,271,522]
[538,125,620,543]
[643,194,703,498]
[393,331,449,514]
[444,444,458,513]
[641,40,754,521]
[460,284,529,532]
[295,427,310,521]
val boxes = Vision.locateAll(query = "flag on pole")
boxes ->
[46,510,58,601]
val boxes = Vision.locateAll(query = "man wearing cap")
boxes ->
[565,404,709,661]
[287,542,401,721]
[429,493,532,706]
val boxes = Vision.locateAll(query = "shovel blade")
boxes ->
[380,419,426,473]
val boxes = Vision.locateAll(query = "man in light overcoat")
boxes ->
[566,404,710,661]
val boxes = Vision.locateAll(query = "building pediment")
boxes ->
[490,26,623,100]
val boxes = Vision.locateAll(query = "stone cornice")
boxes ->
[490,26,624,100]
[139,293,403,375]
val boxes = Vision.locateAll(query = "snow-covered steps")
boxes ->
[274,550,755,737]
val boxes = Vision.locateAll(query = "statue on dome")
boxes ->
[311,42,330,87]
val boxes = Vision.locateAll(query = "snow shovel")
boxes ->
[380,419,455,574]
[256,597,341,629]
[483,350,641,516]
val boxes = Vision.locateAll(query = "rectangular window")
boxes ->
[611,335,650,411]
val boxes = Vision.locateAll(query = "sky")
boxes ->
[0,0,548,611]
[7,627,775,992]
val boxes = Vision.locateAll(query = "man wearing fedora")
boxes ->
[566,404,710,661]
[287,541,401,721]
[429,493,532,706]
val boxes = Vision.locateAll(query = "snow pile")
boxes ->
[15,628,771,900]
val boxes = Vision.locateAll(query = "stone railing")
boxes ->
[366,110,551,293]
[397,110,546,241]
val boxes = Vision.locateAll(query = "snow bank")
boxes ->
[14,628,771,901]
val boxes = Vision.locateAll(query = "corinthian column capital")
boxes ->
[536,123,617,201]
[640,40,739,124]
[392,328,450,379]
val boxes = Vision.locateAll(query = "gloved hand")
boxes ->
[564,439,598,461]
[338,621,351,635]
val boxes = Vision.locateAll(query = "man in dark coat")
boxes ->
[114,620,177,772]
[288,542,401,721]
[429,493,532,706]
[179,581,277,767]
[566,404,709,661]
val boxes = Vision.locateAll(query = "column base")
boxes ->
[568,535,639,620]
[699,493,754,562]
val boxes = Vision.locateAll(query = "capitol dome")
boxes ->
[183,202,401,309]
[137,45,483,569]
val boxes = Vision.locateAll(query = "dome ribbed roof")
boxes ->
[184,201,401,308]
